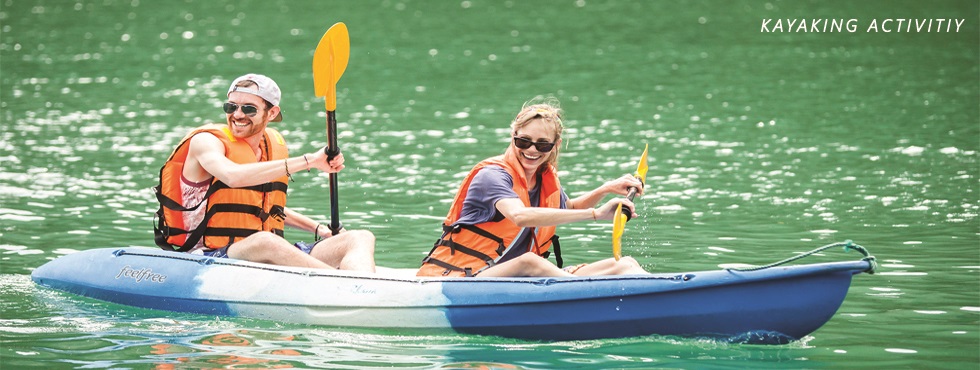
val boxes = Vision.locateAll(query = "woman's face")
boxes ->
[512,118,561,174]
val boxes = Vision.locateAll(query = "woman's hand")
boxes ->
[602,174,645,197]
[316,225,345,239]
[594,198,637,221]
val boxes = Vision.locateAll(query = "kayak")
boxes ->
[31,244,876,344]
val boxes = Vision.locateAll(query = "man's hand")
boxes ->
[307,147,345,173]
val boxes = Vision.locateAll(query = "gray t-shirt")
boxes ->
[455,166,568,263]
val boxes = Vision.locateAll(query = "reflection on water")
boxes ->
[150,331,303,369]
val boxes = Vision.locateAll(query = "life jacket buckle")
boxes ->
[269,205,286,222]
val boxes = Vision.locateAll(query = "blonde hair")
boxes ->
[510,97,564,169]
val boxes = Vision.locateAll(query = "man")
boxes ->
[154,73,375,271]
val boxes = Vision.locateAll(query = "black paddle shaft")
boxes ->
[325,110,342,235]
[622,186,639,221]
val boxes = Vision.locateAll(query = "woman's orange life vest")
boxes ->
[417,148,563,277]
[153,123,289,251]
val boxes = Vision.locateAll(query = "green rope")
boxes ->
[726,240,878,274]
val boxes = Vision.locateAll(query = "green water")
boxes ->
[1,0,978,368]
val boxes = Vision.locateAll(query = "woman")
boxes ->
[417,98,649,277]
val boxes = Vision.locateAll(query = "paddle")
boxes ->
[313,22,350,236]
[612,144,649,260]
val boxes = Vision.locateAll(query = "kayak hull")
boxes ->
[31,247,870,343]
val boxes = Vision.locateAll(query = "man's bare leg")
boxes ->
[309,230,377,272]
[226,231,335,269]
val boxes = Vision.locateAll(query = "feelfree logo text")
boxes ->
[116,265,168,283]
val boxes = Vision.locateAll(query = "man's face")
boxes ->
[225,91,276,139]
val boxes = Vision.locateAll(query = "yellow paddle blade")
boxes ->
[313,22,350,111]
[635,143,649,184]
[612,203,626,261]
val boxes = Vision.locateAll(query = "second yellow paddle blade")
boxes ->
[635,143,649,183]
[612,203,626,261]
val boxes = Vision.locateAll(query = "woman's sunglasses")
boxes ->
[513,136,556,152]
[222,102,259,117]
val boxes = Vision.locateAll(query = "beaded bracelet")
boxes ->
[284,159,294,182]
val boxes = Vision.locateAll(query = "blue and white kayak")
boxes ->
[31,245,875,344]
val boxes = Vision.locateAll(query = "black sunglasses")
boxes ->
[222,102,259,117]
[513,136,556,152]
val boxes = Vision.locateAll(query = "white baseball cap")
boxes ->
[227,73,283,122]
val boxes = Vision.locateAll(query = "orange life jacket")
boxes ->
[418,149,563,277]
[153,124,289,251]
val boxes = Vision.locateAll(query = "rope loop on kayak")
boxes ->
[727,240,877,274]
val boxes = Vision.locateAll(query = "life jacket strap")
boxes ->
[420,256,477,277]
[443,224,507,255]
[551,234,563,268]
[202,227,261,239]
[242,181,289,194]
[434,239,496,265]
[206,203,264,219]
